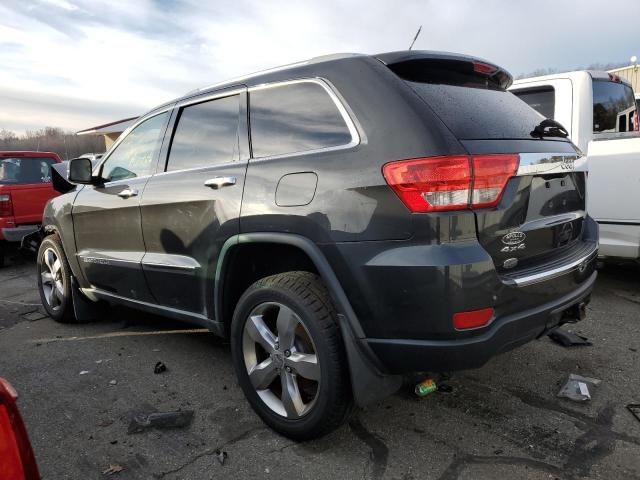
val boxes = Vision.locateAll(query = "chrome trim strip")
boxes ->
[141,253,201,274]
[516,153,587,176]
[503,246,597,287]
[176,87,245,109]
[191,61,310,94]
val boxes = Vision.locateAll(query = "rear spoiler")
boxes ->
[376,50,513,90]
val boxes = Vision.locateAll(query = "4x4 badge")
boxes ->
[502,231,526,245]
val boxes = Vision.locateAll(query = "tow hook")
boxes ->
[563,299,589,322]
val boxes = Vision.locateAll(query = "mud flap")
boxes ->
[338,314,403,407]
[71,276,104,322]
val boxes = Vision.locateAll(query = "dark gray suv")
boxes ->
[37,51,598,439]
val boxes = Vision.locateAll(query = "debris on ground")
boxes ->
[22,311,47,321]
[97,419,114,427]
[548,328,592,347]
[79,370,90,375]
[627,404,640,423]
[109,380,117,386]
[102,464,124,475]
[415,378,437,397]
[128,410,194,434]
[154,361,167,374]
[215,448,228,465]
[437,383,453,393]
[557,374,601,401]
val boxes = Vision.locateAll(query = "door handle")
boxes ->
[117,188,138,199]
[204,176,237,189]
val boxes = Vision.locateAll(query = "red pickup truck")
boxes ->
[0,151,62,266]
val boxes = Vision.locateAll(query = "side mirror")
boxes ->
[68,158,94,184]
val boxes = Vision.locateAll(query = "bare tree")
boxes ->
[0,127,105,160]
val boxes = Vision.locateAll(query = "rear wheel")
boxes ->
[37,234,76,322]
[231,271,352,440]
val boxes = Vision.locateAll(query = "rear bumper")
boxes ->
[0,224,40,242]
[365,270,596,373]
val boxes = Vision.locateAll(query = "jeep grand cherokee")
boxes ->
[37,51,597,439]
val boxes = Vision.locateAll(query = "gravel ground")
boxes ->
[1,248,639,480]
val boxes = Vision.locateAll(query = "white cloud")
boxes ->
[0,0,638,133]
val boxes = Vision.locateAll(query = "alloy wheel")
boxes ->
[40,248,64,311]
[242,301,321,419]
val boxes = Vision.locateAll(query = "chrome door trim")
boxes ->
[516,153,587,176]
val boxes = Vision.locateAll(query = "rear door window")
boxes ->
[0,157,57,184]
[167,94,240,171]
[512,87,556,120]
[592,79,637,133]
[249,82,352,158]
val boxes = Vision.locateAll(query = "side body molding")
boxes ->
[214,232,402,406]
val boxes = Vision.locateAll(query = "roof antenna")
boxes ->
[408,26,422,50]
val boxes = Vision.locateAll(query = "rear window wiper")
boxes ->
[530,119,569,139]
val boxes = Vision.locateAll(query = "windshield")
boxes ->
[0,157,57,184]
[593,79,637,134]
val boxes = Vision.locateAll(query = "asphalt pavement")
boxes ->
[1,248,639,480]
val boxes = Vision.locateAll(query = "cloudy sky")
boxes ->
[1,0,638,133]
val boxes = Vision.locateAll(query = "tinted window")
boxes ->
[250,82,352,158]
[167,95,240,171]
[0,157,57,184]
[593,80,636,133]
[407,82,545,140]
[102,112,168,182]
[512,87,555,119]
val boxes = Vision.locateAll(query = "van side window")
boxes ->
[593,80,637,134]
[102,112,168,182]
[167,95,240,171]
[249,82,352,158]
[512,87,555,120]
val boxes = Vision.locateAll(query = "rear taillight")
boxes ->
[0,378,39,480]
[0,194,13,217]
[383,154,519,212]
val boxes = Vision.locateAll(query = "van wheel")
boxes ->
[37,234,76,323]
[231,271,352,440]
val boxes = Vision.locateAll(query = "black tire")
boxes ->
[0,242,4,268]
[37,234,77,323]
[231,271,353,440]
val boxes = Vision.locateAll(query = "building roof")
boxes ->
[76,116,138,136]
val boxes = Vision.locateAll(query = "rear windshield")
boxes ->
[0,157,57,184]
[406,81,546,140]
[592,80,637,134]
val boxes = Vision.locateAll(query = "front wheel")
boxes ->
[231,271,353,440]
[37,234,76,322]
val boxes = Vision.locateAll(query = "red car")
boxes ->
[0,378,40,479]
[0,151,62,266]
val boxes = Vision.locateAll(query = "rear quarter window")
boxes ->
[249,81,353,158]
[406,81,545,140]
